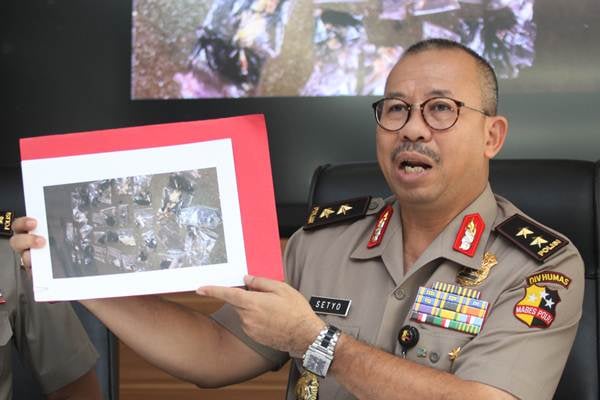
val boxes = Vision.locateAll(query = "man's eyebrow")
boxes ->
[427,89,453,97]
[386,91,406,98]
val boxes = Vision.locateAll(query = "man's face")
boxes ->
[376,49,492,210]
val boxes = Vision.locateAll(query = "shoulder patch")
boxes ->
[303,197,371,230]
[0,210,13,237]
[495,214,568,263]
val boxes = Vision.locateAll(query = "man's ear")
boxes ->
[484,115,508,159]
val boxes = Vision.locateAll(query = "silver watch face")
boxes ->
[304,351,332,377]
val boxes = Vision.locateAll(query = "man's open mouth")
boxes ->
[400,160,432,174]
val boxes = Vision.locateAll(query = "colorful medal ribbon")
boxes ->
[410,282,489,336]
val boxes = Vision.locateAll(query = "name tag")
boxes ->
[309,296,351,317]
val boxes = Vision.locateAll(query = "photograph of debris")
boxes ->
[43,168,227,278]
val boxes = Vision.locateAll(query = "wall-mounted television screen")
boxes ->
[131,0,539,99]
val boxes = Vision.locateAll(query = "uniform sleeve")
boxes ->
[452,247,584,400]
[14,260,98,394]
[209,231,307,371]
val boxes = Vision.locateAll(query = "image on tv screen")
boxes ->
[131,0,536,99]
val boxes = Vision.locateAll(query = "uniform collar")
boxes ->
[417,184,498,271]
[350,184,498,284]
[350,196,404,284]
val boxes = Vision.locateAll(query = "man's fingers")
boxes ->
[9,217,44,260]
[244,275,283,293]
[9,233,46,253]
[197,285,250,308]
[11,216,37,234]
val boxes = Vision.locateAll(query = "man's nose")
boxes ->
[398,107,433,142]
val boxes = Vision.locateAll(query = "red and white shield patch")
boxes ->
[514,284,561,328]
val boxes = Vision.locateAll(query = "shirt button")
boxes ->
[368,198,381,210]
[429,352,440,363]
[393,287,406,300]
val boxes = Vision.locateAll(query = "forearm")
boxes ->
[332,334,515,400]
[81,295,269,387]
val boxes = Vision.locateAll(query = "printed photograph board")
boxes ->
[20,114,282,301]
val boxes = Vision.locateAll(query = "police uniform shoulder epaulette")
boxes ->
[0,210,14,237]
[495,214,568,263]
[303,196,384,230]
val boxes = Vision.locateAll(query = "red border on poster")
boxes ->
[20,114,283,281]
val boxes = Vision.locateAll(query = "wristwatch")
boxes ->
[302,325,341,378]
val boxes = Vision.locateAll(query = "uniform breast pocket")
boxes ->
[320,314,361,340]
[404,325,473,372]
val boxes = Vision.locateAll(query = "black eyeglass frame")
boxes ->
[371,96,490,132]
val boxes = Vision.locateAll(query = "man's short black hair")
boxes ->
[402,38,498,116]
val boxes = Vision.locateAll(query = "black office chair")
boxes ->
[308,159,599,400]
[1,165,119,400]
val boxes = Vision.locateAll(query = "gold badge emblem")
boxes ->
[295,371,319,400]
[448,346,461,361]
[456,252,498,287]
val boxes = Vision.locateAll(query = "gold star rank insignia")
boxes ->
[307,207,319,225]
[337,204,353,215]
[319,208,334,219]
[496,214,568,263]
[303,197,373,230]
[530,236,548,248]
[516,227,533,238]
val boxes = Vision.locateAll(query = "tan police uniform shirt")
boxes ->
[0,239,99,399]
[212,184,584,400]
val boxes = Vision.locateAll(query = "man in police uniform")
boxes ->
[0,216,102,399]
[11,39,583,400]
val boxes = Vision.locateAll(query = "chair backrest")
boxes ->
[308,159,599,400]
[0,165,119,400]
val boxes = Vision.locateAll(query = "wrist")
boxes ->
[293,318,326,357]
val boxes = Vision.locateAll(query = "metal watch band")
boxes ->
[317,325,340,353]
[302,324,341,378]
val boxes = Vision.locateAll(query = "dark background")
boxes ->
[1,0,599,235]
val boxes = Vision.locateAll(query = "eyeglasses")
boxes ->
[372,97,490,132]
